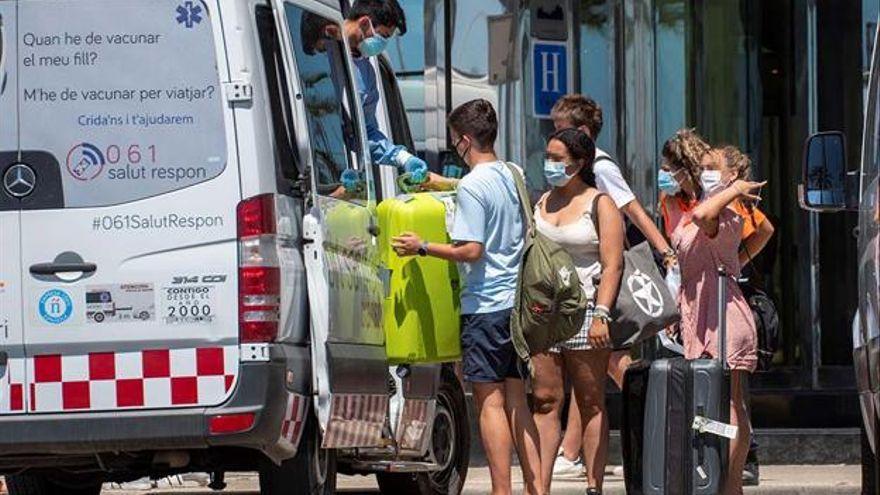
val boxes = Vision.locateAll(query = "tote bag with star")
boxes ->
[590,203,681,349]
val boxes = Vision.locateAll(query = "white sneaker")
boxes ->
[154,476,184,488]
[180,473,211,487]
[115,478,154,490]
[552,452,585,479]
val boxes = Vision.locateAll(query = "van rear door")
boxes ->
[15,0,241,413]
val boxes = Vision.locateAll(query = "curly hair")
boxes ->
[661,128,711,195]
[550,95,604,139]
[548,128,597,187]
[718,145,752,181]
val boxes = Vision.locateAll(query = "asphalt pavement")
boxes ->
[93,465,860,494]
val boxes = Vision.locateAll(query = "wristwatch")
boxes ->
[417,242,429,257]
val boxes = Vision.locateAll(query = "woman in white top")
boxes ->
[531,128,625,494]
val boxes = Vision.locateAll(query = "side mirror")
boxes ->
[799,131,852,212]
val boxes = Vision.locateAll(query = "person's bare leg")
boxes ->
[505,378,544,495]
[473,382,515,495]
[559,388,583,461]
[723,370,751,495]
[607,350,632,389]
[530,352,565,493]
[566,348,612,490]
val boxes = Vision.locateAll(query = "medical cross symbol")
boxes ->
[627,270,664,317]
[176,1,203,28]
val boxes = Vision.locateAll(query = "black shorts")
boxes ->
[461,308,526,383]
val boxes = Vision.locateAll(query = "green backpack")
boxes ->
[505,163,589,361]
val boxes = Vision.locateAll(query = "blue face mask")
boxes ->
[358,19,389,57]
[544,160,576,187]
[657,169,681,195]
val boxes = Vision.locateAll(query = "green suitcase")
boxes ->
[378,193,461,364]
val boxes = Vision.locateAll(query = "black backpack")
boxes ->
[738,281,780,371]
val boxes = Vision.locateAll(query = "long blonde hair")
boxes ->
[661,128,711,197]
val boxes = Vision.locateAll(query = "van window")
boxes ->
[256,5,302,196]
[14,0,227,208]
[284,5,363,199]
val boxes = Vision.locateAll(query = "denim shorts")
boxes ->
[460,308,526,383]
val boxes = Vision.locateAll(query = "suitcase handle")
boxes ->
[717,267,728,371]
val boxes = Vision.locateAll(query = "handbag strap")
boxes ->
[588,191,606,237]
[505,162,535,241]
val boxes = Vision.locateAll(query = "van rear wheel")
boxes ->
[6,473,101,495]
[376,365,469,495]
[259,408,336,495]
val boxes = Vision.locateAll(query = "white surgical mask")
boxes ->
[700,170,723,197]
[544,160,576,187]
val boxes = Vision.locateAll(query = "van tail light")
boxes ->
[237,194,280,343]
[209,413,256,435]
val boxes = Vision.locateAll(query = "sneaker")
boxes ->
[552,451,585,479]
[115,478,154,490]
[742,460,759,486]
[181,472,211,487]
[154,476,184,488]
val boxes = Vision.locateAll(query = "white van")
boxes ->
[0,1,468,493]
[800,17,880,488]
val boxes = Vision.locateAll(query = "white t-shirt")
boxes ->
[593,147,636,209]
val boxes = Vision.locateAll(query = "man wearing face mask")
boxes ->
[303,1,428,189]
[392,99,545,495]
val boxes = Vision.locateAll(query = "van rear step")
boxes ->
[346,460,440,473]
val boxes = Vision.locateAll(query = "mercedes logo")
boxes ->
[3,163,36,198]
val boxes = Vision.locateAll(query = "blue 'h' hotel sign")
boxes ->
[532,40,568,119]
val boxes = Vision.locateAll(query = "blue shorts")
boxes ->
[461,308,526,383]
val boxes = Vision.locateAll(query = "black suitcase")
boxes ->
[622,268,734,494]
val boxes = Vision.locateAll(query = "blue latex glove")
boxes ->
[341,169,363,193]
[376,145,427,182]
[402,154,428,184]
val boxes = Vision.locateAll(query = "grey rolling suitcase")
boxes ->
[622,268,734,494]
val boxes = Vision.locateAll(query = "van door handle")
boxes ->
[30,262,97,275]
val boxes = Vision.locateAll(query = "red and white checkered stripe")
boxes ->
[322,394,387,449]
[0,357,26,414]
[279,392,308,449]
[27,346,238,412]
[396,398,434,452]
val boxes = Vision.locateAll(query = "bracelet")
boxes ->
[662,248,676,259]
[594,312,612,324]
[593,305,612,323]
